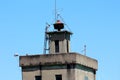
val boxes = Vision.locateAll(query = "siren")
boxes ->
[54,20,64,31]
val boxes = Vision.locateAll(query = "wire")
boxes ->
[58,14,72,32]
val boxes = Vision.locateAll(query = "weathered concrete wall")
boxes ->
[48,31,71,54]
[20,53,97,80]
[76,53,98,70]
[49,40,55,54]
[22,66,95,80]
[75,69,94,80]
[22,69,75,80]
[49,40,68,54]
[20,53,98,70]
[47,31,72,41]
[22,70,40,80]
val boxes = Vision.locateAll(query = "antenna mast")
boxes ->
[55,0,57,22]
[43,23,50,54]
[84,45,86,55]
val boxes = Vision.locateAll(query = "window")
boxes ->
[67,64,71,69]
[55,75,62,80]
[55,40,59,52]
[35,76,41,80]
[67,40,69,53]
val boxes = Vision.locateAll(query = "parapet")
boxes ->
[19,53,98,70]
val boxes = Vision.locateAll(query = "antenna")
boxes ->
[84,45,86,55]
[14,53,19,57]
[55,0,57,22]
[43,23,50,54]
[81,45,87,55]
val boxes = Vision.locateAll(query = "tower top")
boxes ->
[53,20,64,31]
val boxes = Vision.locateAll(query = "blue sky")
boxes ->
[0,0,120,80]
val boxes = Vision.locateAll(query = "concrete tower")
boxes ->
[19,20,98,80]
[47,20,72,54]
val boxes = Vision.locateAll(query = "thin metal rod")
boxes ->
[43,24,50,54]
[43,27,47,54]
[84,45,86,55]
[55,0,57,22]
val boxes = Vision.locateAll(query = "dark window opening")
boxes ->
[55,40,59,52]
[35,76,41,80]
[67,64,71,69]
[93,70,96,74]
[67,64,75,69]
[67,40,69,53]
[39,65,42,70]
[56,75,62,80]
